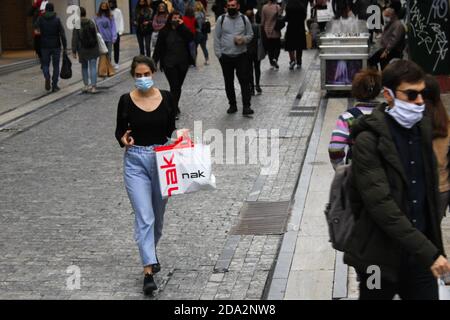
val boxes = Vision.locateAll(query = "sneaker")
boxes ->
[204,60,210,65]
[52,86,60,93]
[114,64,120,71]
[81,86,90,93]
[296,63,302,69]
[255,85,262,94]
[289,61,296,70]
[143,273,157,295]
[243,107,254,115]
[45,78,51,91]
[89,86,98,94]
[227,106,238,114]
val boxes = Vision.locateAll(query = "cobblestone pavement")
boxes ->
[0,27,322,299]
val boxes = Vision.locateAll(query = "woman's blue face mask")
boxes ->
[135,76,154,91]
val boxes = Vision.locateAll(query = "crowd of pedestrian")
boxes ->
[27,0,450,298]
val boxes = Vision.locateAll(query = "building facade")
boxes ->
[0,0,131,55]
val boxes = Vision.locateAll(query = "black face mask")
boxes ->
[227,8,237,16]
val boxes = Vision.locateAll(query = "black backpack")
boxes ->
[324,106,368,251]
[80,21,97,49]
[201,19,211,34]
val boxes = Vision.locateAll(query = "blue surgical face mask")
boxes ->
[135,76,154,91]
[385,88,425,129]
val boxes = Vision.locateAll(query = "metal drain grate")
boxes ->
[230,201,291,235]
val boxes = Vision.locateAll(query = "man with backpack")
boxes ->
[343,60,450,299]
[72,6,100,94]
[35,2,67,92]
[214,0,254,116]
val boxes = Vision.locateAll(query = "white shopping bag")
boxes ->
[439,278,450,300]
[316,6,333,23]
[155,137,216,197]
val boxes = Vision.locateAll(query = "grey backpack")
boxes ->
[324,164,355,252]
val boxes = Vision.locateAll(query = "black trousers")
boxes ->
[137,32,151,57]
[289,49,303,65]
[114,33,120,64]
[368,48,403,70]
[219,53,251,108]
[249,55,261,88]
[163,64,189,114]
[358,253,438,300]
[265,38,281,64]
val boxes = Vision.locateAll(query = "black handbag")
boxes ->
[60,52,72,79]
[274,13,285,31]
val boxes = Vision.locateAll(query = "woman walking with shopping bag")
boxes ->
[72,7,100,93]
[94,1,117,61]
[115,55,178,295]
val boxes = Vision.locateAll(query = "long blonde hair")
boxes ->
[194,1,205,13]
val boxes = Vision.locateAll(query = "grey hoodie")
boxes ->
[214,13,254,58]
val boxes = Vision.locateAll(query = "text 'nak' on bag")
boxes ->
[155,137,216,198]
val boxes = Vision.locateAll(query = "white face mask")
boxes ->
[385,88,425,129]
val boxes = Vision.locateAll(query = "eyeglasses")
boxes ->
[395,89,429,101]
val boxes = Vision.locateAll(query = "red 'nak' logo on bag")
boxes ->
[160,153,179,196]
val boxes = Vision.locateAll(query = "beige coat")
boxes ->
[432,125,450,193]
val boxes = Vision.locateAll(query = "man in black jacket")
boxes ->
[36,2,67,92]
[347,60,450,300]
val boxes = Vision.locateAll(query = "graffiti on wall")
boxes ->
[409,0,449,74]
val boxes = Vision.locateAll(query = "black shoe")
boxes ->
[227,106,238,114]
[289,61,296,70]
[143,273,157,295]
[243,107,254,115]
[255,85,262,94]
[45,78,51,91]
[296,63,302,69]
[52,86,60,93]
[175,111,180,120]
[250,86,255,96]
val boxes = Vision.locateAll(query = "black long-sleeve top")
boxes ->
[115,90,176,147]
[152,23,194,68]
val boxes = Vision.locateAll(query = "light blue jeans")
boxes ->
[124,145,167,266]
[81,58,98,86]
